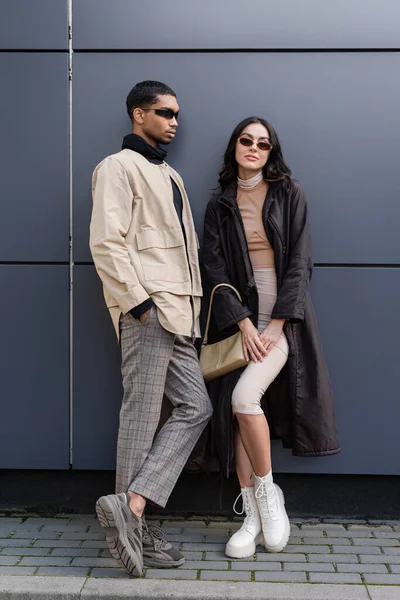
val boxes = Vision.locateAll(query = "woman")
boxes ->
[202,117,340,559]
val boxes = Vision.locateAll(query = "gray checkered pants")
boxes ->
[116,308,213,508]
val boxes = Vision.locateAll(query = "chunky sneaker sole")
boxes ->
[96,494,142,576]
[263,485,290,553]
[143,554,185,568]
[225,531,264,559]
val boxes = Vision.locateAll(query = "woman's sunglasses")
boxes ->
[142,108,179,120]
[238,137,272,152]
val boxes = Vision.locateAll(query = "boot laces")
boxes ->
[233,489,255,527]
[255,480,278,520]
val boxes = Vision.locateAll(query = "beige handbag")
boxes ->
[200,283,249,382]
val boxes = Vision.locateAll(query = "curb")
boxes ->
[1,577,399,600]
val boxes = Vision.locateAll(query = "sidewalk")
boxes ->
[0,514,399,599]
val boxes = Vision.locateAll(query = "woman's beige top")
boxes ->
[237,180,275,269]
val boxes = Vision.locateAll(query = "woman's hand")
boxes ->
[260,319,286,355]
[237,317,268,363]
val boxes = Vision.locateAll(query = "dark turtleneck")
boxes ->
[121,133,184,320]
[122,133,183,224]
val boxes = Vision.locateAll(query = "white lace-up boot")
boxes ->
[225,486,263,558]
[254,472,290,553]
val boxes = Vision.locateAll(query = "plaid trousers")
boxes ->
[116,308,213,508]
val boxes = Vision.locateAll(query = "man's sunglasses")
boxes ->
[142,108,179,120]
[238,137,272,152]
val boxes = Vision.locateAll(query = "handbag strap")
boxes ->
[203,283,243,345]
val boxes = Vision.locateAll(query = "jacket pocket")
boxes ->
[136,228,190,283]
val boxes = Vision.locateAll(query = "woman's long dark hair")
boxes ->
[218,117,291,189]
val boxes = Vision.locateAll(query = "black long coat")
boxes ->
[202,178,340,478]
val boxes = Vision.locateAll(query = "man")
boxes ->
[89,80,213,576]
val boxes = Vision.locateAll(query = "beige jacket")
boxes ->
[89,149,203,339]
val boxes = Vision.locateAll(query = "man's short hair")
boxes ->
[126,80,177,120]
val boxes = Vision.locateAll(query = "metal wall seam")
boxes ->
[68,0,74,467]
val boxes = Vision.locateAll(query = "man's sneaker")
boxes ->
[254,474,290,553]
[142,521,185,568]
[96,493,143,576]
[225,486,263,558]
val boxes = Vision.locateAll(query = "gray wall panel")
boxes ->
[0,0,67,49]
[73,52,400,264]
[0,266,69,469]
[72,266,122,469]
[0,54,69,262]
[73,0,400,50]
[271,267,400,475]
[71,265,400,474]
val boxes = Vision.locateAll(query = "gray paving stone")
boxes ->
[81,540,108,548]
[308,553,359,563]
[302,537,351,545]
[353,537,399,546]
[179,561,227,570]
[36,566,90,576]
[231,561,280,571]
[318,524,347,531]
[0,546,50,556]
[333,545,381,554]
[390,565,400,573]
[206,521,233,529]
[10,531,61,539]
[51,547,100,557]
[284,562,335,572]
[382,547,400,555]
[0,566,36,575]
[360,554,400,564]
[183,528,223,535]
[147,568,197,579]
[0,530,14,538]
[257,553,306,562]
[33,539,82,548]
[309,572,362,583]
[0,538,33,547]
[180,551,203,561]
[254,570,307,582]
[162,520,206,528]
[204,536,230,544]
[283,545,330,553]
[296,530,325,537]
[24,518,70,526]
[161,534,204,543]
[72,557,120,567]
[0,519,23,524]
[374,531,400,538]
[324,518,367,523]
[348,525,385,532]
[59,532,105,540]
[90,567,131,578]
[0,556,19,566]
[156,526,183,534]
[204,551,228,560]
[287,537,302,545]
[368,586,400,600]
[200,570,251,581]
[298,524,328,531]
[19,556,72,566]
[41,525,89,533]
[364,573,400,584]
[337,563,389,573]
[182,542,225,550]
